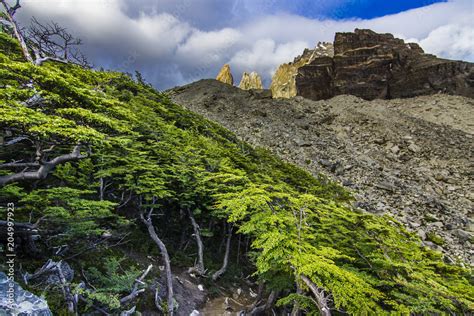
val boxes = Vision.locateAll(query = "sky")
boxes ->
[13,0,474,89]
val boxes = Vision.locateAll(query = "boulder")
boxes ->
[0,272,52,316]
[270,42,334,98]
[295,29,474,101]
[239,71,263,90]
[216,64,234,85]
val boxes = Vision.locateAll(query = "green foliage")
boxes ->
[0,34,472,314]
[74,256,143,311]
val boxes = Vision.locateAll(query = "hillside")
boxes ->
[0,33,473,315]
[171,79,474,265]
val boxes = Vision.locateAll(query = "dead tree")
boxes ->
[27,17,89,66]
[0,144,88,186]
[25,260,76,313]
[187,208,205,275]
[0,0,33,62]
[140,209,174,315]
[212,223,233,281]
[0,0,88,66]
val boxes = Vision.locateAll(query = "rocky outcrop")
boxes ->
[0,272,52,315]
[296,29,474,100]
[270,42,333,98]
[216,64,233,85]
[239,71,263,90]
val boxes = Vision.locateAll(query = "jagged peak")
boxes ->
[239,71,263,90]
[216,64,234,85]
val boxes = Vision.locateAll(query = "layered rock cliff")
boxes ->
[270,42,334,98]
[295,29,474,100]
[239,71,263,90]
[216,64,233,85]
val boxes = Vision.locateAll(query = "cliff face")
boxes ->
[296,29,474,100]
[216,64,233,85]
[239,71,263,90]
[270,42,334,98]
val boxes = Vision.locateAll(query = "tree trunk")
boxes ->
[212,223,233,281]
[291,282,302,316]
[300,274,331,316]
[0,1,33,63]
[141,212,174,315]
[187,208,205,275]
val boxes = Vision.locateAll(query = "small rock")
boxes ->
[376,181,396,192]
[198,284,204,291]
[408,143,421,153]
[417,229,426,240]
[431,221,444,228]
[390,145,400,154]
[454,229,472,242]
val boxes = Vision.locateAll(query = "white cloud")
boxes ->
[419,24,474,61]
[15,0,474,89]
[230,39,309,84]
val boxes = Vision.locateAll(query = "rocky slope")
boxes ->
[170,79,474,264]
[270,42,334,98]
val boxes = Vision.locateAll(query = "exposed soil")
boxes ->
[169,79,474,265]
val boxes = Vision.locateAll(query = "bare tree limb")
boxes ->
[187,208,205,276]
[25,260,76,313]
[119,264,153,305]
[140,210,174,315]
[27,17,90,67]
[0,0,33,62]
[300,274,331,316]
[0,144,87,186]
[212,223,233,281]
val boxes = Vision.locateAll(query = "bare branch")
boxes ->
[212,223,233,281]
[119,264,153,305]
[27,17,90,67]
[0,0,33,62]
[300,274,331,316]
[140,210,174,315]
[0,144,87,186]
[187,208,205,276]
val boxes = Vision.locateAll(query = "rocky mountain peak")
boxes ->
[296,29,474,100]
[270,41,334,98]
[239,71,263,90]
[216,64,233,85]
